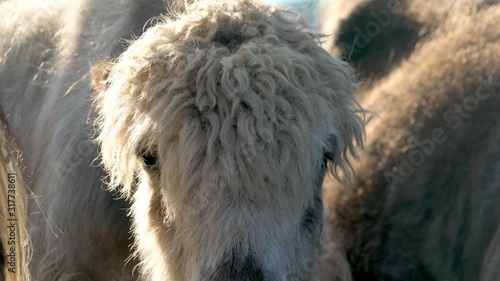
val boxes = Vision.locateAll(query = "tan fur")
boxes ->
[0,0,364,280]
[321,1,500,280]
[0,106,30,281]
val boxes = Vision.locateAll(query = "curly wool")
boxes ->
[95,0,364,207]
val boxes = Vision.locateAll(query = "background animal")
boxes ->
[0,0,364,280]
[319,0,500,280]
[320,0,498,87]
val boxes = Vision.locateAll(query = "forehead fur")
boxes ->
[95,0,362,206]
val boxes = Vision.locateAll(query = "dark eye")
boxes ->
[142,154,157,167]
[324,151,334,161]
[322,151,334,167]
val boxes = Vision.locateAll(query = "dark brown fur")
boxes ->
[323,1,500,280]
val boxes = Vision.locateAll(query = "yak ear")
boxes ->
[90,59,113,93]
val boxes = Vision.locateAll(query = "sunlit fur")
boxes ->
[93,1,364,280]
[0,0,364,280]
[0,0,175,280]
[0,105,30,281]
[320,1,500,280]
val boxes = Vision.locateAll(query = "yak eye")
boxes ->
[322,151,334,167]
[142,154,157,167]
[324,151,334,161]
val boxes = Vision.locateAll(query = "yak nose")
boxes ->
[210,254,266,281]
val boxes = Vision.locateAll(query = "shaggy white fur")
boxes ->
[0,0,173,279]
[94,2,363,280]
[1,0,363,280]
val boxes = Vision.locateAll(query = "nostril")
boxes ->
[210,254,265,281]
